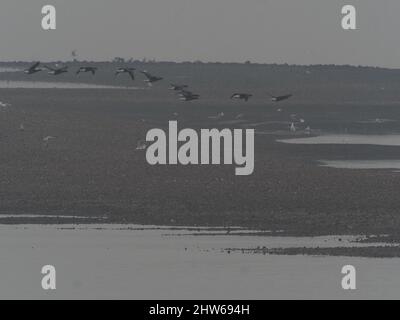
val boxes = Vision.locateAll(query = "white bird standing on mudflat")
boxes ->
[0,101,11,109]
[115,67,135,80]
[235,113,244,119]
[208,112,225,120]
[43,136,56,147]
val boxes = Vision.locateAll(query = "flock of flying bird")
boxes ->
[22,62,294,103]
[0,61,307,149]
[23,62,163,84]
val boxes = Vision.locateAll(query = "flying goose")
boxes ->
[169,84,188,91]
[141,71,163,86]
[44,65,68,75]
[24,62,42,75]
[178,90,200,101]
[268,93,293,102]
[115,67,135,80]
[76,66,98,75]
[231,93,252,102]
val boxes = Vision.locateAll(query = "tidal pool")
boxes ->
[319,160,400,170]
[278,134,400,146]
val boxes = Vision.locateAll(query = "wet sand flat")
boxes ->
[2,63,400,239]
[2,87,400,237]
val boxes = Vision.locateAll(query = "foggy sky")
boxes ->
[1,0,399,67]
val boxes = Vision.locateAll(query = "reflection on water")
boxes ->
[279,134,400,171]
[278,134,400,146]
[319,160,400,170]
[0,80,137,89]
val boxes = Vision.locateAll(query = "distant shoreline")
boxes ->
[0,60,398,71]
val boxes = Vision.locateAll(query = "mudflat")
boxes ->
[1,62,400,238]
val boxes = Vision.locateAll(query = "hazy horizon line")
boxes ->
[0,59,399,71]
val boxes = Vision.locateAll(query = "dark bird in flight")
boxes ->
[115,67,135,80]
[231,93,252,102]
[268,93,293,102]
[141,71,163,86]
[178,90,200,101]
[24,62,43,75]
[44,65,69,75]
[169,84,188,91]
[76,66,98,75]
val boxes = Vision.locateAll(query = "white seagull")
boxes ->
[0,101,11,109]
[135,140,147,150]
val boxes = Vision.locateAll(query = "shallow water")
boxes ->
[0,80,137,89]
[319,160,400,170]
[278,134,400,146]
[356,119,397,124]
[0,224,398,299]
[0,214,105,220]
[0,67,22,73]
